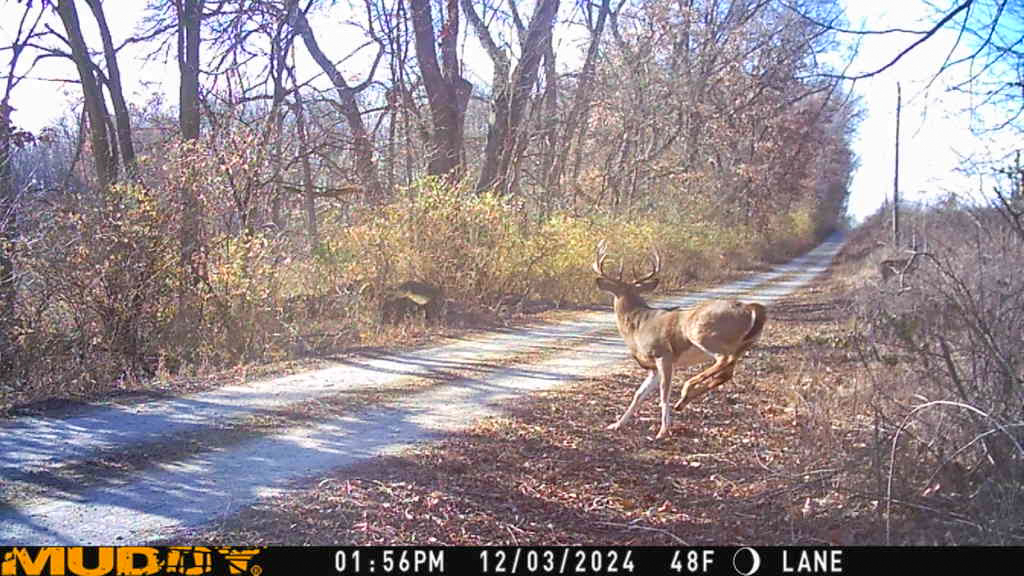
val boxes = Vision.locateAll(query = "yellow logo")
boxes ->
[0,547,262,576]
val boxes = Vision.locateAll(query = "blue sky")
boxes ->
[838,1,1017,221]
[2,1,1012,223]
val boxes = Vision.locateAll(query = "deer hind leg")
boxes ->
[693,333,759,397]
[674,354,730,410]
[678,349,751,410]
[704,355,739,391]
[608,370,657,431]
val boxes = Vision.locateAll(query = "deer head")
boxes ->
[592,240,661,303]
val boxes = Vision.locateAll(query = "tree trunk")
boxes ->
[178,0,202,142]
[176,0,202,279]
[537,30,559,206]
[268,23,292,230]
[293,88,319,254]
[474,0,560,195]
[893,82,901,247]
[289,1,383,199]
[0,104,14,371]
[548,0,609,193]
[3,3,44,374]
[409,0,471,180]
[56,0,116,190]
[85,0,137,181]
[174,0,204,362]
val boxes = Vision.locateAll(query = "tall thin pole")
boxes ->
[893,83,901,247]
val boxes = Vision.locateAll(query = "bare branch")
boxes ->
[822,1,975,81]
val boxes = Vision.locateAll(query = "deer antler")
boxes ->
[593,240,624,280]
[632,246,661,284]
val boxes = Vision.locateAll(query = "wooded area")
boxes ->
[0,0,856,405]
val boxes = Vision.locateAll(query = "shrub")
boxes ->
[11,183,176,398]
[854,204,1024,543]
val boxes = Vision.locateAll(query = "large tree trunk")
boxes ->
[289,1,383,200]
[176,0,202,279]
[178,0,202,142]
[474,0,559,195]
[174,0,204,362]
[409,0,471,180]
[84,0,137,181]
[56,0,116,191]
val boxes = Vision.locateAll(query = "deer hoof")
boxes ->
[655,429,670,440]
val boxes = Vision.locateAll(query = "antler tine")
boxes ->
[633,246,661,283]
[592,240,610,277]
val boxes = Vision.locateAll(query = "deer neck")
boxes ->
[613,294,659,337]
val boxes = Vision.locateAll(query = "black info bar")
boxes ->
[0,546,1017,576]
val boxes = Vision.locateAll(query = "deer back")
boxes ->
[681,299,762,352]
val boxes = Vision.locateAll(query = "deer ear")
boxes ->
[634,278,659,293]
[596,277,618,294]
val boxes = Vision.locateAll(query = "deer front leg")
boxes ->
[608,370,657,430]
[655,355,674,440]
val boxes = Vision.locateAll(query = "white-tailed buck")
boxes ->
[593,241,767,439]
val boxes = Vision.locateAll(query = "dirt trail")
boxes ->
[0,235,843,544]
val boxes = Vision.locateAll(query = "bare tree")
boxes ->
[288,0,383,198]
[170,0,205,360]
[547,0,610,193]
[267,10,295,229]
[84,0,138,180]
[55,0,117,190]
[409,0,472,180]
[467,0,559,194]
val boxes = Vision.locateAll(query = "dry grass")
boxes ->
[843,207,1024,545]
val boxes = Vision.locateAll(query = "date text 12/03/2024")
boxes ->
[332,548,636,575]
[480,549,635,574]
